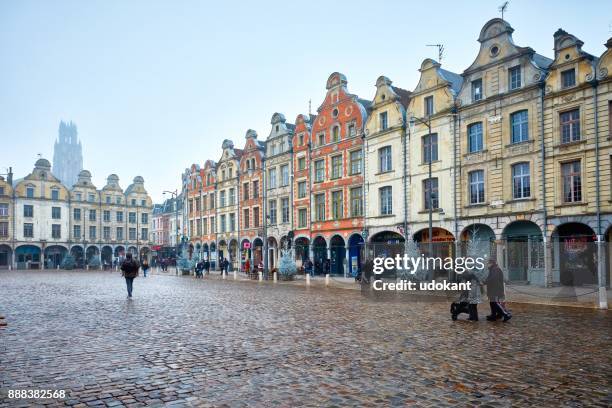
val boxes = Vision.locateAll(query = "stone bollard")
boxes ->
[233,270,237,280]
[222,270,226,280]
[258,271,263,281]
[325,274,330,286]
[273,271,277,282]
[57,265,60,270]
[86,265,89,271]
[306,273,310,286]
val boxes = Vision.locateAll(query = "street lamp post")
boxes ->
[410,115,434,268]
[163,189,179,276]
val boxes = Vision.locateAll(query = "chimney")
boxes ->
[7,167,13,186]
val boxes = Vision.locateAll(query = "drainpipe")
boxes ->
[262,157,268,273]
[592,78,607,309]
[452,107,459,258]
[402,116,408,246]
[539,79,551,287]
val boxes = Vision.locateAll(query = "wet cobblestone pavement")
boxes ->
[1,271,610,407]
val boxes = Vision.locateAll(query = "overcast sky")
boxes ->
[1,0,610,202]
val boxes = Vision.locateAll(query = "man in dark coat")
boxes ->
[121,253,140,298]
[486,259,511,321]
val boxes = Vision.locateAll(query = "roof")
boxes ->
[358,98,372,110]
[533,53,553,69]
[391,86,412,108]
[439,68,464,93]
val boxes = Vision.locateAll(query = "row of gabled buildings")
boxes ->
[175,18,612,287]
[0,159,153,269]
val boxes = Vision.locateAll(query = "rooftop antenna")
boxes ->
[426,44,444,63]
[37,153,42,159]
[308,99,312,116]
[499,1,509,20]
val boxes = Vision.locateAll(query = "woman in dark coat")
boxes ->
[486,259,511,321]
[120,253,140,298]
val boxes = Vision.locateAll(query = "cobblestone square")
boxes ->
[1,271,611,407]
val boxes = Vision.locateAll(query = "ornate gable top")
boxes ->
[270,112,286,125]
[221,139,234,150]
[478,18,514,43]
[245,129,258,139]
[326,72,347,90]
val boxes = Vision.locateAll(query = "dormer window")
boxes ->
[380,112,388,131]
[275,125,279,132]
[317,133,325,146]
[471,79,483,102]
[561,69,576,88]
[348,123,356,137]
[332,126,340,142]
[509,66,521,90]
[51,189,59,200]
[298,134,304,146]
[76,192,82,201]
[26,187,34,198]
[88,194,95,202]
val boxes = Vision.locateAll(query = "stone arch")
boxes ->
[44,245,68,269]
[552,222,597,286]
[0,244,12,269]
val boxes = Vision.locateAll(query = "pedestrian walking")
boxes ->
[485,259,512,322]
[244,259,251,275]
[120,253,140,299]
[204,259,210,275]
[142,259,150,277]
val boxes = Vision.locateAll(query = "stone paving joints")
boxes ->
[0,270,610,407]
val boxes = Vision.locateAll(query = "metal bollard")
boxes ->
[273,271,277,282]
[258,271,263,281]
[306,273,310,286]
[325,274,330,286]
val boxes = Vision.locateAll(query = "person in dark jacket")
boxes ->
[486,259,512,322]
[121,253,140,298]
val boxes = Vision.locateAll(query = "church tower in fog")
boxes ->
[52,120,83,188]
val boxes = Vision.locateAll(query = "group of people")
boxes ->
[194,259,212,278]
[451,258,512,322]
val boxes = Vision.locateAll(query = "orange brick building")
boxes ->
[309,72,369,276]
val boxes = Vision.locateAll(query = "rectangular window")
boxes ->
[471,78,483,102]
[315,193,325,221]
[269,200,277,224]
[253,208,259,227]
[116,211,123,222]
[314,160,325,182]
[220,214,226,232]
[24,223,33,237]
[298,134,304,146]
[282,197,289,223]
[74,208,82,221]
[297,157,306,170]
[281,164,289,186]
[423,178,439,209]
[229,188,235,205]
[73,225,81,239]
[89,210,97,222]
[243,209,250,229]
[268,168,277,188]
[380,186,392,215]
[350,187,363,217]
[103,210,111,222]
[297,181,307,198]
[51,224,61,239]
[89,194,95,203]
[561,69,576,88]
[509,66,521,90]
[195,198,200,212]
[422,134,438,163]
[348,123,356,137]
[562,161,582,202]
[424,95,434,116]
[141,228,148,240]
[332,126,340,142]
[331,190,343,219]
[52,206,61,219]
[24,205,33,218]
[51,189,60,200]
[220,190,226,207]
[210,216,215,233]
[128,212,135,223]
[318,133,325,146]
[0,203,7,216]
[243,183,249,200]
[26,187,34,198]
[89,226,97,240]
[103,226,111,240]
[468,122,483,153]
[229,213,235,231]
[210,193,215,208]
[115,196,121,204]
[106,196,111,204]
[350,150,362,175]
[141,213,148,224]
[0,222,7,238]
[128,227,136,240]
[380,111,388,130]
[560,109,580,143]
[512,163,531,199]
[252,181,259,198]
[298,208,307,228]
[331,155,342,179]
[0,187,4,196]
[116,227,123,241]
[469,170,485,204]
[511,110,529,143]
[379,146,392,173]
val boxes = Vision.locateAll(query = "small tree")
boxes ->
[278,249,297,281]
[61,254,76,270]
